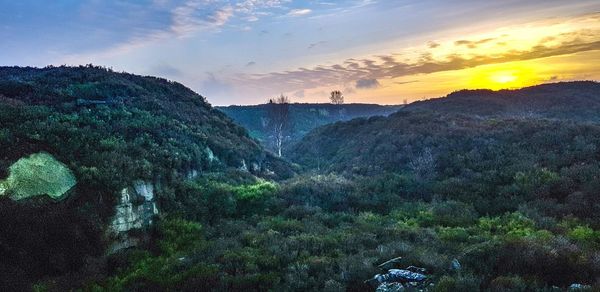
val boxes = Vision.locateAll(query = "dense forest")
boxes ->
[0,66,290,290]
[1,67,599,291]
[406,81,600,121]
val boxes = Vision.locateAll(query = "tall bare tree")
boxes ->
[330,90,344,105]
[266,94,290,157]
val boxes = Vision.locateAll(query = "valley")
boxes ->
[1,66,599,291]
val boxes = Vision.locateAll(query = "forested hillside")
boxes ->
[3,69,600,291]
[0,66,291,290]
[285,82,600,290]
[406,81,600,120]
[218,103,401,153]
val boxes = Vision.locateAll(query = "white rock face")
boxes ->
[110,180,158,234]
[239,159,248,172]
[111,188,142,232]
[133,180,154,201]
[186,169,199,180]
[205,146,218,162]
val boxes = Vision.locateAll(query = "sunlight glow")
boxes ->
[467,63,538,91]
[490,72,518,84]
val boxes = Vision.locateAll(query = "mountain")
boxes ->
[284,82,600,289]
[4,70,600,291]
[218,103,402,153]
[291,81,600,174]
[0,65,291,289]
[406,81,600,121]
[289,81,600,214]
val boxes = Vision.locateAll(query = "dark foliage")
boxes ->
[406,81,600,121]
[0,65,291,289]
[218,103,402,155]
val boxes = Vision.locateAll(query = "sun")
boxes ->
[490,71,518,84]
[468,63,537,90]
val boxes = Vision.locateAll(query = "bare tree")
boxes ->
[330,90,344,105]
[266,94,290,157]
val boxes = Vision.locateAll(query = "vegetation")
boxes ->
[217,102,401,155]
[2,67,600,291]
[266,95,290,157]
[0,65,289,290]
[406,81,600,121]
[0,152,76,200]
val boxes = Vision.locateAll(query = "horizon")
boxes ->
[2,1,600,106]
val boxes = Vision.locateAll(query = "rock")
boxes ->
[375,283,405,292]
[205,146,218,162]
[569,283,591,291]
[108,180,160,253]
[251,162,260,172]
[366,267,427,289]
[384,269,427,283]
[110,181,158,234]
[451,258,461,271]
[239,159,248,172]
[133,180,154,201]
[186,169,199,180]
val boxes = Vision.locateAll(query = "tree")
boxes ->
[266,95,290,157]
[330,90,344,105]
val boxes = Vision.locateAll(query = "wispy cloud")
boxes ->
[356,78,380,89]
[233,14,600,95]
[308,41,327,49]
[171,1,233,37]
[454,37,496,49]
[287,8,312,16]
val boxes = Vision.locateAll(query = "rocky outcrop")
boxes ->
[205,146,218,162]
[375,283,405,292]
[108,180,159,253]
[110,180,158,234]
[186,169,199,180]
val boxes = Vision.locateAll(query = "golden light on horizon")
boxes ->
[490,72,517,84]
[468,63,538,90]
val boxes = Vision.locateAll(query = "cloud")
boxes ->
[61,0,300,62]
[170,2,234,36]
[454,37,496,49]
[62,0,238,61]
[356,78,380,89]
[288,9,312,16]
[234,25,600,94]
[395,80,420,85]
[427,41,440,48]
[308,41,327,49]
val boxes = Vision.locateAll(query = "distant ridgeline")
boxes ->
[405,81,600,121]
[0,65,292,288]
[217,103,402,153]
[291,81,600,175]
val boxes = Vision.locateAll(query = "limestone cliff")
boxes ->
[108,180,159,252]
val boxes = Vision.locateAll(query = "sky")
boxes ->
[1,0,599,105]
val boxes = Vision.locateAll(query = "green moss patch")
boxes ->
[0,152,76,200]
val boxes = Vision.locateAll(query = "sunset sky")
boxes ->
[1,0,599,105]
